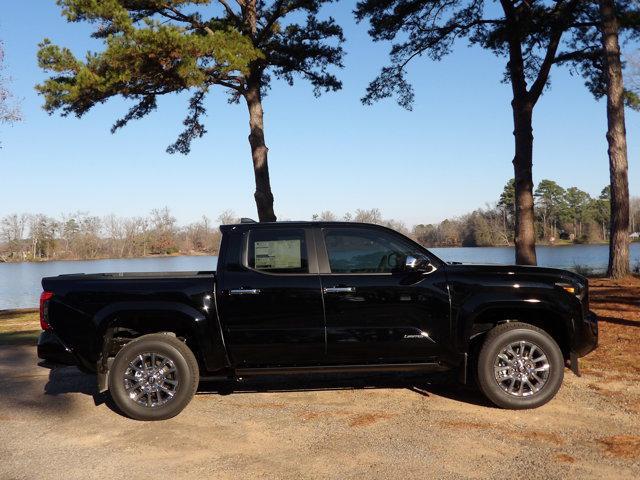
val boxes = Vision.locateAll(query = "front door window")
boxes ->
[324,228,423,274]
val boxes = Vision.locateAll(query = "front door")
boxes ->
[217,227,325,367]
[317,226,451,364]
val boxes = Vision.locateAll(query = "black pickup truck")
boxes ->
[38,220,598,420]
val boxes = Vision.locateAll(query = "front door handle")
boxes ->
[229,288,261,295]
[323,286,356,294]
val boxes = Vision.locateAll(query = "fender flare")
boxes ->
[456,293,579,354]
[93,301,227,373]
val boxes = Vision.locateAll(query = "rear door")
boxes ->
[217,227,325,367]
[317,226,451,364]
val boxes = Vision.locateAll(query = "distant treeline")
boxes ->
[313,182,640,248]
[2,182,640,262]
[0,208,232,262]
[0,207,415,262]
[412,180,640,248]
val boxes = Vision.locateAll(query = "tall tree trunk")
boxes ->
[511,101,537,265]
[245,76,276,222]
[600,0,630,278]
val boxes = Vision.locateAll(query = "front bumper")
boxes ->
[572,310,598,358]
[37,331,76,366]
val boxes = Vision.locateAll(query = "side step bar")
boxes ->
[236,362,446,376]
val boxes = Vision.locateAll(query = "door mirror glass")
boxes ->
[405,255,420,270]
[405,255,436,274]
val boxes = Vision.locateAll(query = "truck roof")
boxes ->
[219,221,387,232]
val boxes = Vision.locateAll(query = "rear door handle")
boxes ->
[229,288,261,295]
[323,287,356,294]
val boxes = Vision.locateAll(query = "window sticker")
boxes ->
[254,239,302,269]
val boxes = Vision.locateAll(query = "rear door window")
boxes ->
[248,229,309,274]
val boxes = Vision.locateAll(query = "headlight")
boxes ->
[555,281,584,299]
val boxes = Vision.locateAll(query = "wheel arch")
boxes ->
[93,301,227,377]
[465,304,574,360]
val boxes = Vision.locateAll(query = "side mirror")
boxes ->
[405,255,437,274]
[405,255,421,270]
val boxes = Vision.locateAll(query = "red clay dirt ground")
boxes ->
[584,277,640,378]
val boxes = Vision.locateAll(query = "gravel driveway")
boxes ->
[1,344,639,480]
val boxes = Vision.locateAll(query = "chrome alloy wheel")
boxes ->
[494,340,550,397]
[123,353,179,408]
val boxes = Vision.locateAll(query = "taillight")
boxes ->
[39,291,54,331]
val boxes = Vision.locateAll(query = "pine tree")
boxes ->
[534,179,566,240]
[555,0,640,277]
[355,0,584,265]
[37,1,344,222]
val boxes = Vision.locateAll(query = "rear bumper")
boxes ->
[37,331,76,366]
[572,310,598,358]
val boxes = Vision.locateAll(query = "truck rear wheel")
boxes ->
[476,322,564,409]
[108,333,199,421]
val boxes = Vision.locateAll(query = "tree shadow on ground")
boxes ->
[589,286,640,306]
[597,315,640,328]
[0,347,98,418]
[0,343,118,418]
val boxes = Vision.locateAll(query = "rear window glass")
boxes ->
[248,229,308,274]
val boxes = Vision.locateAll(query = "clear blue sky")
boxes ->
[0,2,638,227]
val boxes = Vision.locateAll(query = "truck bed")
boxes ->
[49,271,216,280]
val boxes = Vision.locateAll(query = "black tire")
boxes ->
[476,322,564,409]
[108,333,199,421]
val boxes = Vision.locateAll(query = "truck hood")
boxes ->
[443,263,586,285]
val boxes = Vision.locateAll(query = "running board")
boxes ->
[236,362,446,376]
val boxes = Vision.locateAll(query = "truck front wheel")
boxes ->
[108,333,199,420]
[476,322,564,409]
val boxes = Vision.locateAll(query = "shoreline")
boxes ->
[0,251,219,265]
[0,242,624,265]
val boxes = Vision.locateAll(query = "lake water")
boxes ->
[1,243,639,310]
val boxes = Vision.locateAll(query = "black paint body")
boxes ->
[39,222,598,381]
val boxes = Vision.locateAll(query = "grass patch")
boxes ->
[0,330,40,346]
[0,311,40,345]
[571,262,595,276]
[0,308,38,319]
